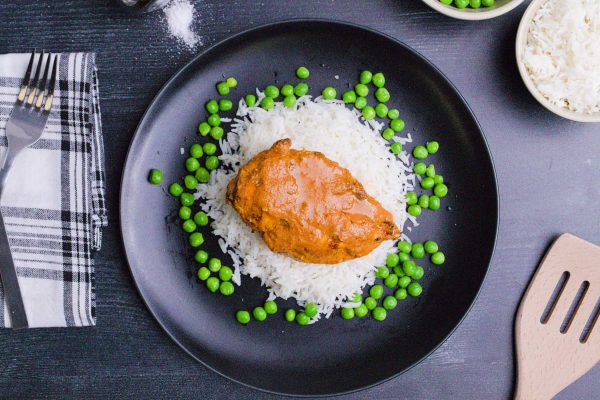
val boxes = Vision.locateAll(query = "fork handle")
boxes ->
[0,148,28,328]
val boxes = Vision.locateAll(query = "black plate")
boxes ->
[120,20,498,396]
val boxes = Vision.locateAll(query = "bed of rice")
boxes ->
[196,93,415,318]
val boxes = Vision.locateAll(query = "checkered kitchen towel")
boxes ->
[0,53,106,327]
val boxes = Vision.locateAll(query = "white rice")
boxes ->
[196,94,414,318]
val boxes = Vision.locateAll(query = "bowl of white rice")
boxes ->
[516,0,600,123]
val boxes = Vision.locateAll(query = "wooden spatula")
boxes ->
[515,233,600,400]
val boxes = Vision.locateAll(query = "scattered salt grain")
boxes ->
[163,0,200,50]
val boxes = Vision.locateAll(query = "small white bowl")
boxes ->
[516,0,600,123]
[422,0,525,21]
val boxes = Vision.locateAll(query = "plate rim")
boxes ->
[119,18,500,397]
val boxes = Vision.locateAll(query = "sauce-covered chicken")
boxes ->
[226,139,400,264]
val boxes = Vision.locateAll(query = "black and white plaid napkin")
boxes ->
[0,52,106,327]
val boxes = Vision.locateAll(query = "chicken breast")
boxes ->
[226,138,400,264]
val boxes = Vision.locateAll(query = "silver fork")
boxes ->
[0,50,57,329]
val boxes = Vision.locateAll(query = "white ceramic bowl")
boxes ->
[422,0,525,21]
[516,0,600,123]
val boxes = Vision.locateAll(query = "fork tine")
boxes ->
[44,55,58,112]
[35,53,52,109]
[17,49,36,102]
[27,50,45,105]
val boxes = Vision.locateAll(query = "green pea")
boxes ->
[322,86,337,100]
[198,122,211,136]
[253,306,267,321]
[391,142,402,155]
[421,177,435,190]
[205,100,219,114]
[194,211,209,226]
[369,284,384,299]
[372,306,387,321]
[411,243,425,259]
[352,293,362,303]
[434,183,448,197]
[393,265,405,277]
[397,241,412,254]
[226,77,237,88]
[216,82,229,95]
[294,82,309,96]
[376,266,390,279]
[186,157,200,172]
[429,195,441,210]
[205,155,219,171]
[236,310,250,325]
[411,266,425,280]
[406,192,418,205]
[364,296,377,310]
[219,266,233,281]
[355,303,368,318]
[220,281,234,296]
[207,113,220,127]
[376,101,388,116]
[386,253,400,267]
[182,219,196,233]
[382,128,395,141]
[189,143,203,158]
[384,274,398,288]
[434,175,444,185]
[285,309,296,322]
[179,206,192,220]
[264,300,278,314]
[359,70,373,84]
[354,83,369,97]
[407,204,422,217]
[440,0,452,3]
[305,303,318,318]
[398,253,410,264]
[184,175,198,190]
[408,282,423,297]
[426,164,436,178]
[180,192,194,206]
[387,108,399,119]
[402,260,416,277]
[245,94,256,107]
[169,182,183,197]
[372,72,385,88]
[203,142,217,155]
[195,249,209,264]
[206,277,220,292]
[354,97,367,109]
[342,90,357,104]
[362,106,376,120]
[295,312,309,325]
[189,232,204,247]
[383,295,397,310]
[341,307,355,319]
[390,118,405,132]
[395,288,408,300]
[281,84,294,97]
[482,0,494,6]
[197,266,210,281]
[398,275,411,289]
[283,95,296,108]
[260,96,274,110]
[148,169,162,184]
[426,141,440,154]
[424,240,438,254]
[413,145,428,159]
[195,167,210,183]
[265,85,279,99]
[418,194,429,209]
[218,99,233,112]
[296,66,310,79]
[208,258,221,272]
[431,251,445,265]
[375,87,390,103]
[455,0,469,8]
[413,162,427,175]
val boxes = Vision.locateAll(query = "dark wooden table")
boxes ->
[0,0,598,398]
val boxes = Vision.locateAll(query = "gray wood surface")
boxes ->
[0,0,598,398]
